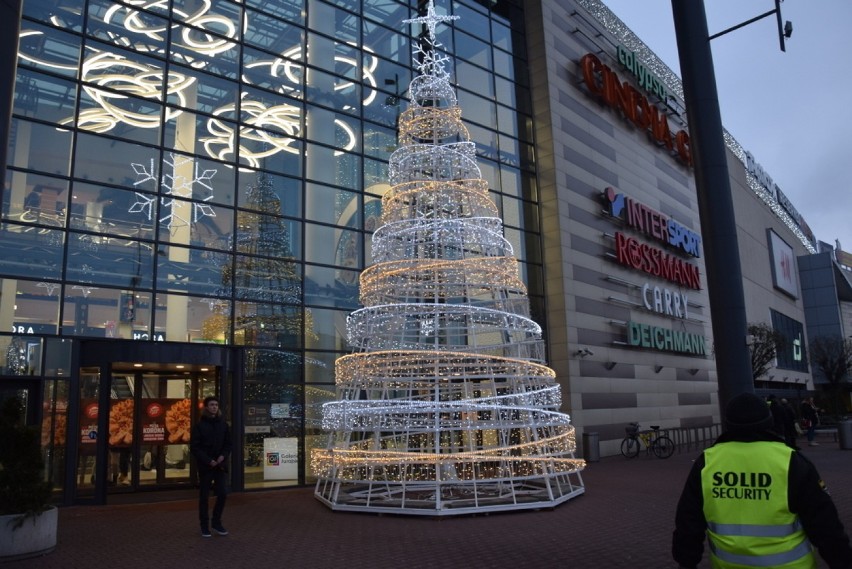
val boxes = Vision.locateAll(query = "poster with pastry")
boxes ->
[165,398,192,444]
[109,399,134,446]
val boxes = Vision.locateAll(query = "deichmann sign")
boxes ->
[605,187,702,257]
[627,321,707,355]
[580,53,692,167]
[617,45,667,101]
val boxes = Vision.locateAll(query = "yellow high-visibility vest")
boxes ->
[701,441,816,568]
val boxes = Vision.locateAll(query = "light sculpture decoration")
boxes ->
[313,1,585,516]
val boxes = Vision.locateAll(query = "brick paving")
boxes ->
[10,438,852,569]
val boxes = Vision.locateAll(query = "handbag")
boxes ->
[795,422,804,435]
[800,418,812,429]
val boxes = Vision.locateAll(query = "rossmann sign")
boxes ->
[579,53,691,167]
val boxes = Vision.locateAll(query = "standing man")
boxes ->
[190,396,232,538]
[672,392,852,568]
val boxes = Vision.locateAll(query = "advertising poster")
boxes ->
[80,399,99,446]
[263,437,298,480]
[108,398,134,447]
[141,399,167,444]
[245,403,271,434]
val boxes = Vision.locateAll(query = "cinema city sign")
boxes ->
[580,53,692,167]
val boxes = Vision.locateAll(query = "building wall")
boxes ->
[527,0,816,455]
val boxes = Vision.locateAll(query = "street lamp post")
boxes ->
[670,1,756,417]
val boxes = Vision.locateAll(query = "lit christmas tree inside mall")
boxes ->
[312,1,585,515]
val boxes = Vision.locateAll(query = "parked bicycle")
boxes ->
[620,422,675,459]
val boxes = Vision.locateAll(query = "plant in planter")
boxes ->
[0,397,57,560]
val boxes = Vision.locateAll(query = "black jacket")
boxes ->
[190,412,232,472]
[672,430,852,569]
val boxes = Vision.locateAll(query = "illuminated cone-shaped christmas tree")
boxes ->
[312,1,585,515]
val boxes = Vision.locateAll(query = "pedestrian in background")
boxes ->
[190,396,232,538]
[801,397,820,447]
[779,398,799,449]
[672,392,852,569]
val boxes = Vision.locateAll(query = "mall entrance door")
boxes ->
[106,363,218,493]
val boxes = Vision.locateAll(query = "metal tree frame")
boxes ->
[312,1,585,515]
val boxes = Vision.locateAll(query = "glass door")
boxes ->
[107,365,218,493]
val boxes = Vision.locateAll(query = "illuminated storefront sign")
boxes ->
[627,321,707,355]
[642,283,688,319]
[579,53,692,167]
[605,187,702,257]
[617,45,667,101]
[614,232,701,290]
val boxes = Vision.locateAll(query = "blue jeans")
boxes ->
[198,467,228,527]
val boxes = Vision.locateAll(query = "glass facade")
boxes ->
[1,0,541,503]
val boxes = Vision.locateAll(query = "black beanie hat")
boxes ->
[725,392,773,432]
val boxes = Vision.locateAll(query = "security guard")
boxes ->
[672,392,852,568]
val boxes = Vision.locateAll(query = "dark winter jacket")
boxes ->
[190,411,232,472]
[672,430,852,569]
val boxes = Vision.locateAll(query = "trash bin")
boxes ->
[839,420,852,450]
[582,431,600,462]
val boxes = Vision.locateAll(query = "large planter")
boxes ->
[0,506,58,561]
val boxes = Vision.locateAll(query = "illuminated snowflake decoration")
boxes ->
[129,153,217,232]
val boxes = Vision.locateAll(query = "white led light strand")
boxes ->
[313,1,584,516]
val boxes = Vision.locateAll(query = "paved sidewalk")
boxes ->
[10,439,852,569]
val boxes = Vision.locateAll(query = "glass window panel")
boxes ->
[494,76,516,109]
[164,108,224,160]
[501,194,522,229]
[169,23,239,79]
[166,64,239,115]
[244,0,304,25]
[244,7,304,53]
[235,214,302,260]
[139,152,236,208]
[156,198,234,250]
[305,68,360,115]
[66,232,155,289]
[14,68,77,125]
[454,31,491,69]
[498,133,520,168]
[86,0,168,56]
[303,306,349,351]
[305,354,337,384]
[304,222,361,268]
[305,183,358,227]
[519,139,535,171]
[475,157,499,192]
[363,157,388,190]
[493,47,514,81]
[150,292,226,343]
[303,142,359,189]
[499,166,522,199]
[0,279,60,336]
[75,88,161,146]
[0,222,64,280]
[238,171,302,218]
[239,130,303,178]
[17,21,82,77]
[363,92,403,129]
[362,20,409,65]
[73,133,157,187]
[232,254,303,304]
[362,121,396,161]
[23,0,84,32]
[3,171,69,224]
[466,122,497,161]
[307,1,358,44]
[233,301,304,348]
[70,183,156,241]
[62,286,150,338]
[362,0,409,27]
[457,87,496,128]
[491,18,511,52]
[242,45,304,98]
[44,338,73,376]
[304,263,360,309]
[10,118,72,177]
[156,244,229,296]
[173,0,242,36]
[496,103,519,139]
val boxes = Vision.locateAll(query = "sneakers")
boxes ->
[212,524,228,536]
[809,441,820,446]
[201,527,212,538]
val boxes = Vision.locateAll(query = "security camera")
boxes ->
[784,20,793,39]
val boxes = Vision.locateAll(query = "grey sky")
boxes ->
[602,0,852,252]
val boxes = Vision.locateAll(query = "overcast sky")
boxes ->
[602,0,852,252]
